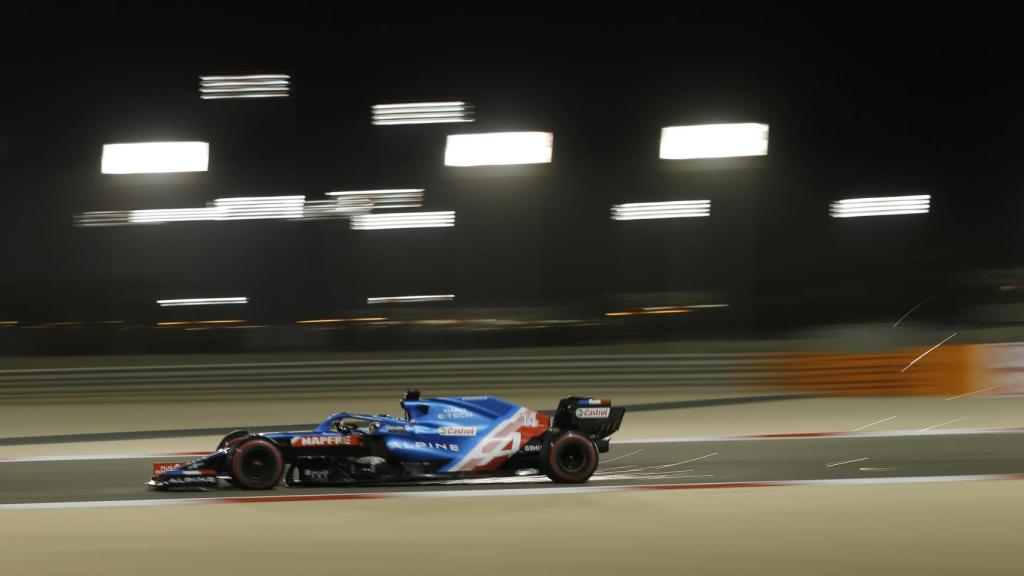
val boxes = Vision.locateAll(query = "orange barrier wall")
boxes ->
[785,344,975,396]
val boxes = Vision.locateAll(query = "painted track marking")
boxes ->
[3,474,1023,511]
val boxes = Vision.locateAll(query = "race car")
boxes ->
[148,390,625,489]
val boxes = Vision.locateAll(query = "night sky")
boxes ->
[1,3,1019,333]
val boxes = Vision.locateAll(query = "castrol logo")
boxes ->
[575,407,611,418]
[438,426,477,436]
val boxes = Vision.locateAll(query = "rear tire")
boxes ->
[229,439,284,490]
[543,432,599,483]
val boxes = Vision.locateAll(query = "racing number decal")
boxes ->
[446,408,549,472]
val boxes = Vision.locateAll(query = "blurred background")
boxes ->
[5,6,1024,576]
[1,3,1020,361]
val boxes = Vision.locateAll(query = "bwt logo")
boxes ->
[437,408,475,420]
[438,426,477,436]
[575,407,611,419]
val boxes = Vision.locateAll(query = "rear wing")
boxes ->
[551,397,625,441]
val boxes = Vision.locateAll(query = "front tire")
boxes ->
[229,439,284,490]
[543,432,599,483]
[217,429,253,450]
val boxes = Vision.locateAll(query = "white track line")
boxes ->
[2,474,1020,511]
[623,457,713,474]
[919,417,967,432]
[627,464,695,473]
[630,473,714,480]
[825,457,868,468]
[900,332,957,373]
[946,386,998,401]
[598,464,643,472]
[893,296,933,328]
[675,452,717,465]
[599,449,645,464]
[852,416,898,432]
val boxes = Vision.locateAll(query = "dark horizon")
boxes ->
[1,5,1019,340]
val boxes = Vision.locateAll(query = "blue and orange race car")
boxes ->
[148,390,625,489]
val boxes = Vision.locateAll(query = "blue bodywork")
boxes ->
[149,394,553,488]
[149,392,631,488]
[384,395,526,471]
[263,395,529,472]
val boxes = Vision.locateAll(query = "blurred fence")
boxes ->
[0,353,789,401]
[0,343,1012,401]
[787,345,974,396]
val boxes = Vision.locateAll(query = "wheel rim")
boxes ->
[558,442,588,474]
[241,448,274,483]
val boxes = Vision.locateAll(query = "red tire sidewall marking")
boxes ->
[230,439,284,490]
[547,433,598,482]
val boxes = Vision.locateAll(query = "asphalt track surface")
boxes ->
[3,430,1024,505]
